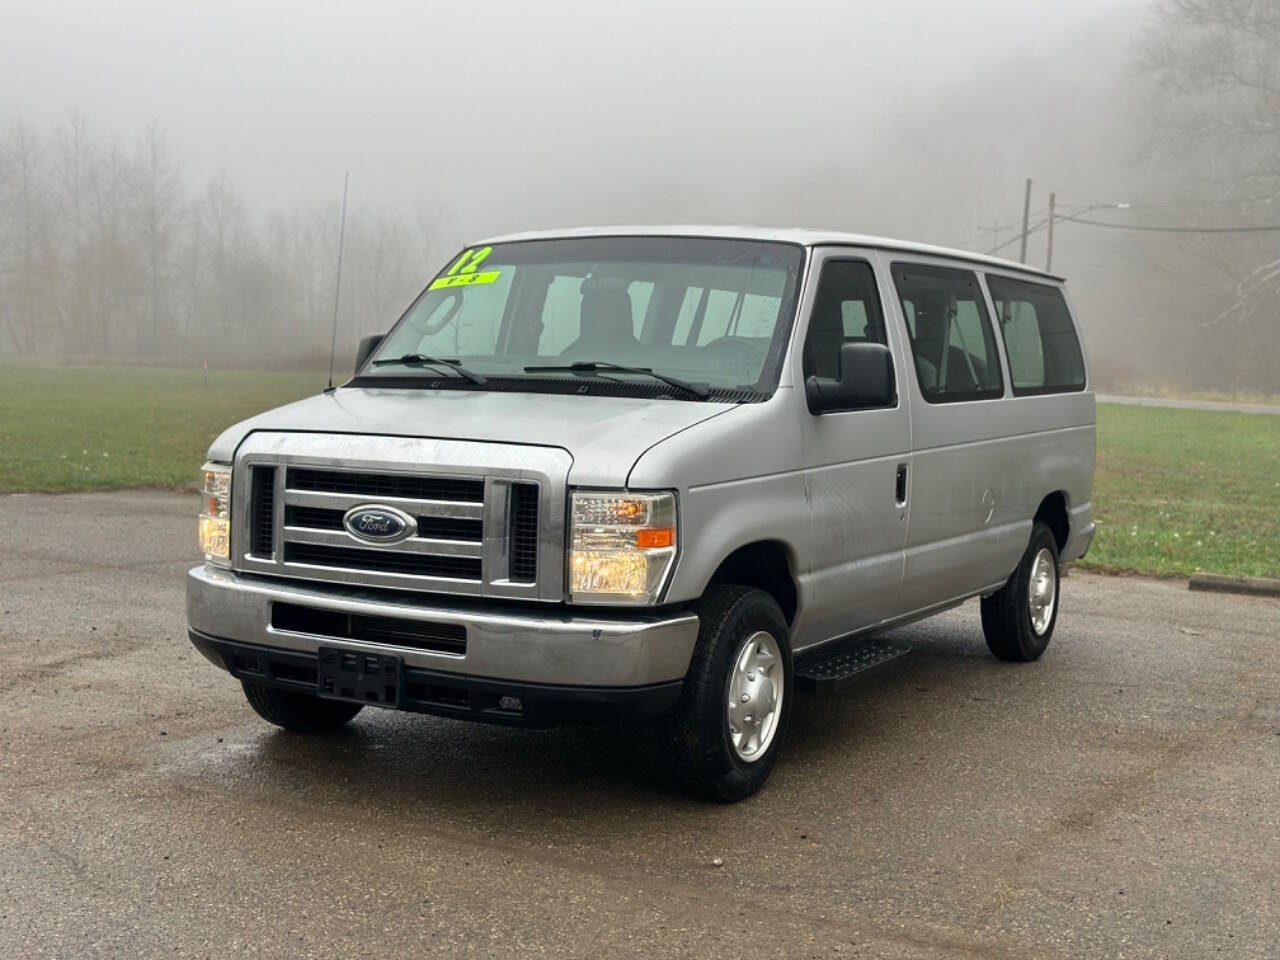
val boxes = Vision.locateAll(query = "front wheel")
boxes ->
[981,521,1061,662]
[665,585,793,802]
[241,681,364,732]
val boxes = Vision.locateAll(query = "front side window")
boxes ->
[802,259,887,381]
[361,236,804,400]
[891,263,1004,403]
[986,275,1086,395]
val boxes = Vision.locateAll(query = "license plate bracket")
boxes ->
[316,647,403,708]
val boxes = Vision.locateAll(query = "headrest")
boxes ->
[578,277,634,341]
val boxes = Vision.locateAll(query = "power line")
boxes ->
[960,191,1212,252]
[964,201,1110,250]
[984,208,1280,257]
[986,215,1051,255]
[958,196,1102,250]
[957,215,1026,247]
[1059,214,1280,234]
[973,180,1280,259]
[1029,178,1279,213]
[1126,195,1279,211]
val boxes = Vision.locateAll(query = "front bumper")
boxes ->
[187,564,699,688]
[189,632,684,727]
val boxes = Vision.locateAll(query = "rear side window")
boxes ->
[986,276,1086,395]
[891,263,1003,403]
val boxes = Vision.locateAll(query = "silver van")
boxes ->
[188,226,1095,800]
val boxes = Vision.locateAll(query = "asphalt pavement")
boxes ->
[1,491,1277,959]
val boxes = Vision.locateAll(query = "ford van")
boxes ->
[187,227,1095,800]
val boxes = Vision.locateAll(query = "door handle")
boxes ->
[895,464,908,506]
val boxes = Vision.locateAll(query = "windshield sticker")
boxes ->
[450,246,492,275]
[429,270,500,290]
[429,246,499,289]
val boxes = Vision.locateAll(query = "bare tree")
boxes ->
[87,138,143,355]
[199,169,251,350]
[132,120,183,355]
[0,122,51,353]
[50,112,98,349]
[0,112,446,368]
[1139,0,1280,188]
[361,211,414,338]
[1136,0,1280,387]
[0,128,16,351]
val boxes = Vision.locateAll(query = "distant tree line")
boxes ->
[0,114,446,367]
[1135,0,1280,391]
[2,0,1277,395]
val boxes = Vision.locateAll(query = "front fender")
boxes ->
[627,392,810,611]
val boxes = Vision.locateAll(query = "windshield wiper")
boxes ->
[523,361,710,399]
[371,354,488,385]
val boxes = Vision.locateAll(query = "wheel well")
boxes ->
[1035,492,1070,554]
[706,541,798,624]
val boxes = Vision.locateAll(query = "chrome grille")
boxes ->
[283,542,482,579]
[509,482,539,583]
[232,433,569,602]
[276,466,486,584]
[286,467,484,505]
[249,466,275,557]
[282,504,483,541]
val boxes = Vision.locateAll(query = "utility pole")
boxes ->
[1018,178,1033,263]
[1045,192,1056,272]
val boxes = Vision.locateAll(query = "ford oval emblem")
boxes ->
[343,505,417,544]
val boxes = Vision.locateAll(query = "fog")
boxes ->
[3,0,1134,213]
[3,0,1277,394]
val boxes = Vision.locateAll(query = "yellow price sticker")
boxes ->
[429,246,499,290]
[429,271,501,290]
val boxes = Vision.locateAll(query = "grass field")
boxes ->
[1079,404,1279,580]
[0,367,319,492]
[2,367,1276,579]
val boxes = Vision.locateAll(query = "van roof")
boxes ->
[473,225,1064,282]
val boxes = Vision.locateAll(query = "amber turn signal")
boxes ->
[635,527,675,550]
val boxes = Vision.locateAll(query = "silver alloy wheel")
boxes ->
[726,630,784,763]
[1028,547,1058,635]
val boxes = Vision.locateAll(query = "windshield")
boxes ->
[359,236,804,399]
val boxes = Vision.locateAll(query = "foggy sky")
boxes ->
[3,0,1147,244]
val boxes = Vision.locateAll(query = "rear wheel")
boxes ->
[241,681,363,732]
[981,521,1060,662]
[665,586,793,801]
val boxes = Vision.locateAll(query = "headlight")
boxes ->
[199,463,232,566]
[569,491,677,605]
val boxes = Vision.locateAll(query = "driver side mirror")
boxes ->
[805,341,896,414]
[355,334,384,374]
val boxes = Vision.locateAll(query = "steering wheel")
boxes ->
[701,335,760,355]
[700,336,764,377]
[416,290,464,335]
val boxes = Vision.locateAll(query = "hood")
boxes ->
[208,386,737,486]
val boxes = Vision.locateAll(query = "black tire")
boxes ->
[665,585,793,802]
[981,521,1061,662]
[241,681,363,732]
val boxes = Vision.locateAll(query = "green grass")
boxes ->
[1079,404,1280,580]
[2,367,1277,579]
[0,367,320,492]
